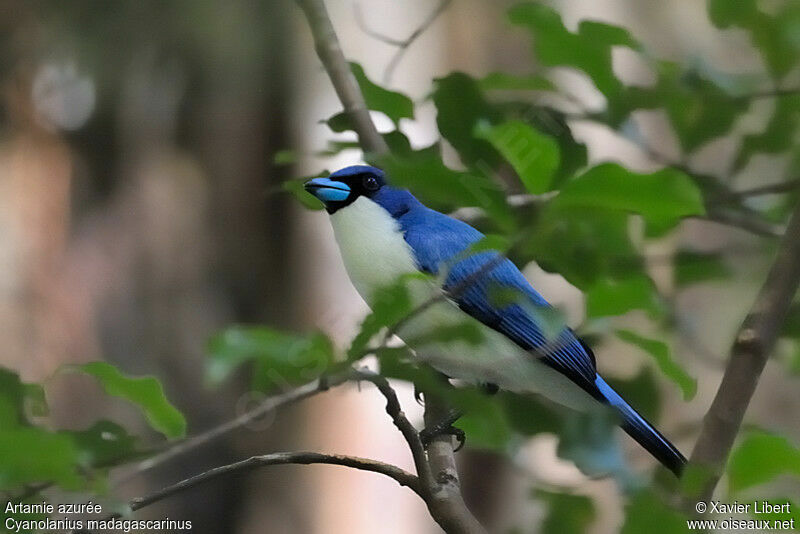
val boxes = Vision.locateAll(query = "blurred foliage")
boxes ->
[620,491,688,534]
[726,430,800,494]
[615,330,697,401]
[4,0,800,531]
[68,362,186,439]
[0,367,147,499]
[207,326,335,392]
[535,490,595,534]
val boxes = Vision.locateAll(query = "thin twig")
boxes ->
[422,391,487,534]
[355,0,454,84]
[350,369,433,487]
[118,370,356,484]
[722,179,800,201]
[688,198,800,501]
[129,452,422,511]
[699,207,784,238]
[731,87,800,101]
[296,0,389,154]
[296,1,485,531]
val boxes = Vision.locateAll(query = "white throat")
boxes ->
[329,196,419,303]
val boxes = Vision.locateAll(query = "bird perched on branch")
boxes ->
[305,165,686,476]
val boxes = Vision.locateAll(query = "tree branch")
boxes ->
[722,179,800,201]
[732,86,800,101]
[129,452,423,512]
[120,369,356,483]
[422,393,487,534]
[295,2,485,531]
[355,0,453,84]
[350,369,433,487]
[699,206,784,238]
[296,0,389,155]
[688,198,800,500]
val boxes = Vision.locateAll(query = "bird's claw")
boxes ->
[420,423,466,452]
[414,385,425,406]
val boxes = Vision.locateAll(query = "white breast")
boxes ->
[329,197,597,412]
[330,196,420,302]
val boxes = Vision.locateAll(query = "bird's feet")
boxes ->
[419,409,465,451]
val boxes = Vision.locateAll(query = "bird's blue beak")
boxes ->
[304,177,351,203]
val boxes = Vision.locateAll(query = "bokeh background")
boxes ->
[1,0,799,532]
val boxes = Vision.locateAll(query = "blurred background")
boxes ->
[1,0,798,532]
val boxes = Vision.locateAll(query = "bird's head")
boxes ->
[304,165,389,214]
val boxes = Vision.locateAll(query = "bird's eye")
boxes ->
[362,175,380,191]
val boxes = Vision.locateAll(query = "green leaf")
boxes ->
[678,462,715,499]
[708,0,757,28]
[208,326,335,393]
[448,389,513,452]
[788,342,800,375]
[325,112,353,133]
[554,163,705,228]
[535,490,595,534]
[524,205,639,290]
[508,3,639,117]
[621,491,687,534]
[735,95,800,171]
[350,62,414,125]
[377,146,515,231]
[432,73,504,168]
[347,278,415,359]
[495,101,588,185]
[586,276,661,318]
[727,430,800,494]
[474,119,560,194]
[377,348,443,394]
[708,0,800,78]
[615,330,697,400]
[405,321,484,348]
[70,362,186,439]
[780,303,800,339]
[0,428,82,491]
[273,149,296,165]
[478,72,555,92]
[624,62,750,151]
[674,251,731,287]
[502,393,561,436]
[0,367,47,428]
[283,178,325,210]
[68,420,140,468]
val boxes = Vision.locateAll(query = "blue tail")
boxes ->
[595,375,686,477]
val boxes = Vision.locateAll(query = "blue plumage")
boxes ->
[306,165,687,476]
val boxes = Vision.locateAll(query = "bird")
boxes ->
[304,164,686,477]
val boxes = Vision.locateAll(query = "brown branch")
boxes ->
[722,179,800,201]
[699,207,784,238]
[732,86,800,101]
[119,369,356,483]
[688,199,800,500]
[129,452,423,511]
[355,0,454,84]
[422,391,487,534]
[296,0,389,155]
[295,1,485,531]
[350,369,433,486]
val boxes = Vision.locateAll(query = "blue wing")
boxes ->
[398,206,601,396]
